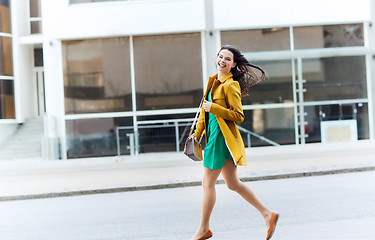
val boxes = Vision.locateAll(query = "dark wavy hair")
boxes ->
[219,45,267,96]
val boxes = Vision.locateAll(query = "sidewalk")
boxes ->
[0,140,374,201]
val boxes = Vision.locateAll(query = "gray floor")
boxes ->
[1,171,375,240]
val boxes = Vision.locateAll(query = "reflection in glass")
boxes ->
[242,60,293,105]
[133,33,203,110]
[138,126,176,153]
[30,0,42,34]
[66,117,133,158]
[63,37,132,114]
[30,21,42,34]
[304,103,369,143]
[303,56,367,101]
[0,36,13,76]
[137,113,196,153]
[30,0,41,18]
[238,108,295,146]
[221,28,290,52]
[0,79,15,119]
[0,0,11,33]
[34,48,43,67]
[294,24,364,49]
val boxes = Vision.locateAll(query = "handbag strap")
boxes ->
[188,97,205,137]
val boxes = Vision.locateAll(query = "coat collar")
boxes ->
[209,72,233,84]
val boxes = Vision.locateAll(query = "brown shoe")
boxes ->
[198,230,213,240]
[266,212,279,240]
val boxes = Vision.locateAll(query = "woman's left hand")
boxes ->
[203,100,212,112]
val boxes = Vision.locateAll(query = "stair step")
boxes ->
[0,118,45,160]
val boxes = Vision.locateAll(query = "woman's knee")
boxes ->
[202,178,216,190]
[225,180,242,192]
[202,175,217,191]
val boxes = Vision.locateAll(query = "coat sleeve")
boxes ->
[210,81,245,123]
[192,105,205,139]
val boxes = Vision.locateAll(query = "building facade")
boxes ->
[0,0,374,159]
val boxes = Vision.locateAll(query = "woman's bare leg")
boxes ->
[191,167,221,240]
[221,159,273,228]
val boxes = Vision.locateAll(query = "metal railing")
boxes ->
[116,118,280,156]
[237,125,280,148]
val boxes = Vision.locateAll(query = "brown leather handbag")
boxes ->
[184,97,204,161]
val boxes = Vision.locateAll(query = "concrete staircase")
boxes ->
[0,118,44,160]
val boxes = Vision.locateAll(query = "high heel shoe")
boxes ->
[266,212,279,240]
[198,230,213,240]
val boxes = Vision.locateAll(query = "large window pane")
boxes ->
[63,37,132,114]
[0,0,11,33]
[242,60,293,105]
[0,79,15,119]
[0,36,13,76]
[66,117,132,158]
[133,33,203,110]
[304,103,369,143]
[238,108,295,146]
[294,24,364,49]
[221,28,290,52]
[303,56,367,101]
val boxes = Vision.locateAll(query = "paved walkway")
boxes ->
[0,140,374,201]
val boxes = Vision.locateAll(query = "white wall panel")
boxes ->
[11,0,36,122]
[42,0,205,40]
[214,0,371,30]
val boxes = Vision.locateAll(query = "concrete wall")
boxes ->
[214,0,371,30]
[41,0,206,40]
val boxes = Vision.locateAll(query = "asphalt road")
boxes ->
[1,171,375,240]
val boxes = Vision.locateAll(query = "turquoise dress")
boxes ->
[203,88,232,170]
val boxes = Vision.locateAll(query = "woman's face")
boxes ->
[217,49,236,75]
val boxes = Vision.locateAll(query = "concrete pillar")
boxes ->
[203,0,218,85]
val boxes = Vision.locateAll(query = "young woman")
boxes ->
[190,45,279,240]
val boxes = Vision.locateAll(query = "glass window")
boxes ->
[30,0,41,18]
[63,37,132,114]
[30,21,42,34]
[238,108,296,146]
[30,0,42,34]
[66,117,133,158]
[242,60,294,105]
[294,24,364,49]
[133,33,203,110]
[0,0,11,34]
[0,79,15,119]
[137,113,196,153]
[34,48,43,67]
[302,56,367,101]
[0,36,13,76]
[304,103,369,143]
[221,28,290,52]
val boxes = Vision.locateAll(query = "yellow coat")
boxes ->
[192,72,247,166]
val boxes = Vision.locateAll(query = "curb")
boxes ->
[1,166,374,202]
